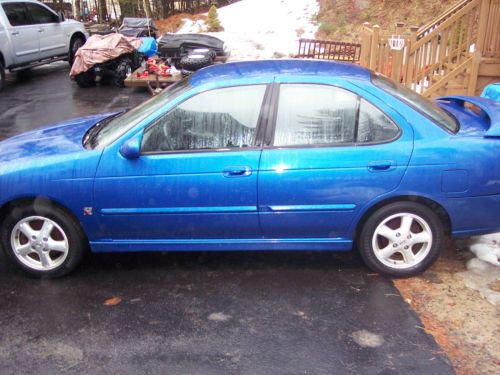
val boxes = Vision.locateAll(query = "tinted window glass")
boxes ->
[141,85,266,153]
[27,3,58,24]
[372,72,458,133]
[3,3,31,26]
[274,84,357,146]
[357,99,400,143]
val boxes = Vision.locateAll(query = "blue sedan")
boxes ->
[1,60,499,278]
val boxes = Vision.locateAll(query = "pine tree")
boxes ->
[207,5,223,32]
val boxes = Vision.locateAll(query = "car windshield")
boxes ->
[372,72,459,133]
[85,77,192,149]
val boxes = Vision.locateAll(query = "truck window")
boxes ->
[2,3,31,26]
[26,3,59,24]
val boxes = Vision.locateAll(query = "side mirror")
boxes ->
[119,133,141,159]
[58,12,65,22]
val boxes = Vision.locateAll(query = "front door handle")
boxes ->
[368,160,395,172]
[11,30,19,35]
[222,166,252,178]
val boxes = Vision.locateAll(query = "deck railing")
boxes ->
[296,38,362,62]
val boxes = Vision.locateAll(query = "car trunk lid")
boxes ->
[434,96,500,137]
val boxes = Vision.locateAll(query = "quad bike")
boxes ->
[74,51,142,88]
[70,34,143,88]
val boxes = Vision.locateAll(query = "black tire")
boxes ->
[113,57,133,87]
[0,60,5,92]
[180,54,213,71]
[74,70,96,88]
[191,48,216,59]
[0,201,88,278]
[181,69,194,77]
[357,202,444,277]
[69,35,85,66]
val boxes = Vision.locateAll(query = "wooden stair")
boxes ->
[360,0,500,97]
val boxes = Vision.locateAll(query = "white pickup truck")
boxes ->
[0,0,88,91]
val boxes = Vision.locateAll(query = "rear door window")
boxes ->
[26,3,58,24]
[357,99,400,143]
[2,3,31,26]
[273,84,358,146]
[272,84,400,147]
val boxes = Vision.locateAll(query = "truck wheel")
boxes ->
[0,61,5,92]
[69,35,85,66]
[180,54,213,71]
[113,57,133,87]
[75,70,96,88]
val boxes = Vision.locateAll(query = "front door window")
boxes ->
[141,85,267,153]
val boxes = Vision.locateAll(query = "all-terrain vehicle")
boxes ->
[70,34,143,88]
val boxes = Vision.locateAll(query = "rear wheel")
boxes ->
[358,202,444,277]
[69,35,85,66]
[1,203,87,278]
[0,60,5,92]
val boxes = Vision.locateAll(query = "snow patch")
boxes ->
[468,233,500,266]
[460,233,500,306]
[176,0,319,61]
[208,312,231,321]
[351,330,384,348]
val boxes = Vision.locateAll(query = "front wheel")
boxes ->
[0,60,6,92]
[358,202,444,277]
[69,36,85,66]
[113,57,133,87]
[74,70,96,88]
[1,203,87,278]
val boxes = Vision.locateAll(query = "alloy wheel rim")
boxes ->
[11,216,69,271]
[372,212,433,269]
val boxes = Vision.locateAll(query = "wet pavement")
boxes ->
[0,63,454,374]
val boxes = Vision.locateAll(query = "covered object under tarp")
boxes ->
[158,34,226,58]
[119,17,157,38]
[70,34,141,78]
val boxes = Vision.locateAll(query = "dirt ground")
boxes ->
[394,240,500,375]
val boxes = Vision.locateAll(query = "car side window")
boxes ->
[273,84,358,146]
[357,99,400,143]
[2,3,31,26]
[141,85,267,153]
[26,3,58,24]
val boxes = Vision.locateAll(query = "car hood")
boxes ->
[0,113,115,163]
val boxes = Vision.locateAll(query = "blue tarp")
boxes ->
[480,83,500,102]
[138,37,157,57]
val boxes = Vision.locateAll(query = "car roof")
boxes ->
[189,59,372,86]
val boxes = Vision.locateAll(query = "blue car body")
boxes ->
[1,60,499,255]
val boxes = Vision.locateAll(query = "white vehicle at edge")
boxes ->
[0,0,88,91]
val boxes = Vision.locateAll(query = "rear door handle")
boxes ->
[11,30,19,35]
[222,166,252,178]
[368,160,395,172]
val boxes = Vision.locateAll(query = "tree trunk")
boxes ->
[110,0,119,21]
[98,0,109,22]
[143,0,153,19]
[74,0,81,21]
